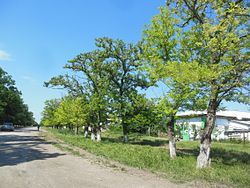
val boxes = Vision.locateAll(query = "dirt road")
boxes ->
[0,127,185,188]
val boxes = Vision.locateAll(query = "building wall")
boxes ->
[176,117,230,128]
[176,116,250,141]
[216,118,229,127]
[176,117,203,127]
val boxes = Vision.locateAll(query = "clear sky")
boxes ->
[0,0,249,122]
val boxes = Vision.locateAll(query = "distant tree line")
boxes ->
[0,67,35,126]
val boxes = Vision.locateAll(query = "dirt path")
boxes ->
[0,127,188,188]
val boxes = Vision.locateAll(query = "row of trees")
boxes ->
[41,0,249,169]
[41,94,165,139]
[41,38,167,139]
[0,67,35,126]
[42,38,157,142]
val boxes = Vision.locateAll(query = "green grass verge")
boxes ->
[45,128,250,188]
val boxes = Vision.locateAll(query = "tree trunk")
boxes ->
[90,125,95,141]
[157,130,161,137]
[91,132,95,141]
[84,126,88,138]
[197,96,217,168]
[96,126,101,142]
[123,134,128,143]
[167,116,176,158]
[96,111,102,142]
[148,127,151,136]
[122,121,128,143]
[75,126,79,135]
[84,130,88,137]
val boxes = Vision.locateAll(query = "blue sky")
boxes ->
[0,0,249,122]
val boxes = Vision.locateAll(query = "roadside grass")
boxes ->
[52,142,81,156]
[45,128,250,188]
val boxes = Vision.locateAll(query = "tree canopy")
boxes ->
[0,67,35,126]
[142,0,249,166]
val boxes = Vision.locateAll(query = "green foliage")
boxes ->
[126,95,163,135]
[143,5,209,114]
[41,99,61,127]
[94,37,150,137]
[55,96,89,128]
[44,37,151,139]
[41,96,90,132]
[44,74,85,96]
[0,67,35,125]
[143,0,250,113]
[46,42,110,130]
[163,0,249,105]
[142,1,249,161]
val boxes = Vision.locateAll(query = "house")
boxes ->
[176,111,250,141]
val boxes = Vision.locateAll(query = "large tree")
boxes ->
[143,1,249,166]
[95,37,150,142]
[46,48,109,141]
[45,37,150,142]
[143,8,207,158]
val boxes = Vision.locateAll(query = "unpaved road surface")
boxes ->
[0,127,185,188]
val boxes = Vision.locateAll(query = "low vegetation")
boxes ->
[45,127,250,188]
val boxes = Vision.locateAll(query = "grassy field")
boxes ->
[44,128,250,188]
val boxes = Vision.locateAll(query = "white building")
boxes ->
[176,111,250,141]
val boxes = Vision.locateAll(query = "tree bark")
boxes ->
[197,95,218,168]
[122,121,128,143]
[157,130,161,137]
[167,116,176,158]
[91,126,96,141]
[148,127,151,136]
[91,132,95,141]
[96,111,102,141]
[96,126,101,142]
[84,126,88,138]
[75,126,79,135]
[123,134,128,143]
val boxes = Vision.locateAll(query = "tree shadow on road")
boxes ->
[0,135,65,167]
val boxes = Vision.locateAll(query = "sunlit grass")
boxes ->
[45,128,250,187]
